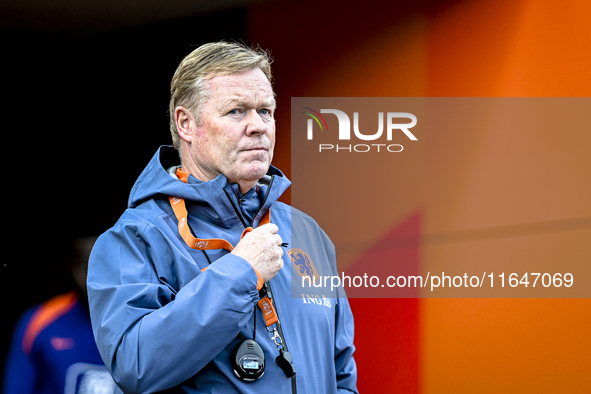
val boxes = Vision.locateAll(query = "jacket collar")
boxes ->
[128,146,290,228]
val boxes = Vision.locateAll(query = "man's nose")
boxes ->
[245,110,268,136]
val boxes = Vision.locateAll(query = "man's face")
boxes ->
[183,68,276,190]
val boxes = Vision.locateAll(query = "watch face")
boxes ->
[243,360,259,370]
[240,355,263,374]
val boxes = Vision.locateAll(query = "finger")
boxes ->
[273,233,283,246]
[258,223,279,234]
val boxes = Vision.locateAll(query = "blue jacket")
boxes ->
[87,146,357,394]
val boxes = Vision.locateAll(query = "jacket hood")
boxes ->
[127,146,291,225]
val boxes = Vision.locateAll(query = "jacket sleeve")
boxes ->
[87,219,260,393]
[334,296,358,394]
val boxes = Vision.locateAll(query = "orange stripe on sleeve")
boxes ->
[253,267,264,291]
[21,291,78,355]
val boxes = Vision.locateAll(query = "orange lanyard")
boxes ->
[168,168,270,251]
[169,168,277,326]
[168,195,270,252]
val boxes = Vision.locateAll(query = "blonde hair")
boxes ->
[169,41,274,150]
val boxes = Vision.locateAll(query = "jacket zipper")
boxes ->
[253,175,274,224]
[223,177,297,392]
[223,188,249,228]
[223,175,275,228]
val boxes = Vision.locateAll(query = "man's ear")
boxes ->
[175,106,195,143]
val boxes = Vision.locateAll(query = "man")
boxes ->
[87,41,357,394]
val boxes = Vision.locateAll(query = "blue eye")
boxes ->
[228,109,239,115]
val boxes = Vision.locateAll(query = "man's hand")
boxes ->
[231,223,284,283]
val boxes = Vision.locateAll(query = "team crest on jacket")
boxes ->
[288,248,320,284]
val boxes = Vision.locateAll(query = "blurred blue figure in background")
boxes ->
[2,236,116,394]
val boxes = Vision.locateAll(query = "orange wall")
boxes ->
[247,0,591,392]
[424,1,591,393]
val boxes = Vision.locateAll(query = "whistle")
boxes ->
[276,349,296,378]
